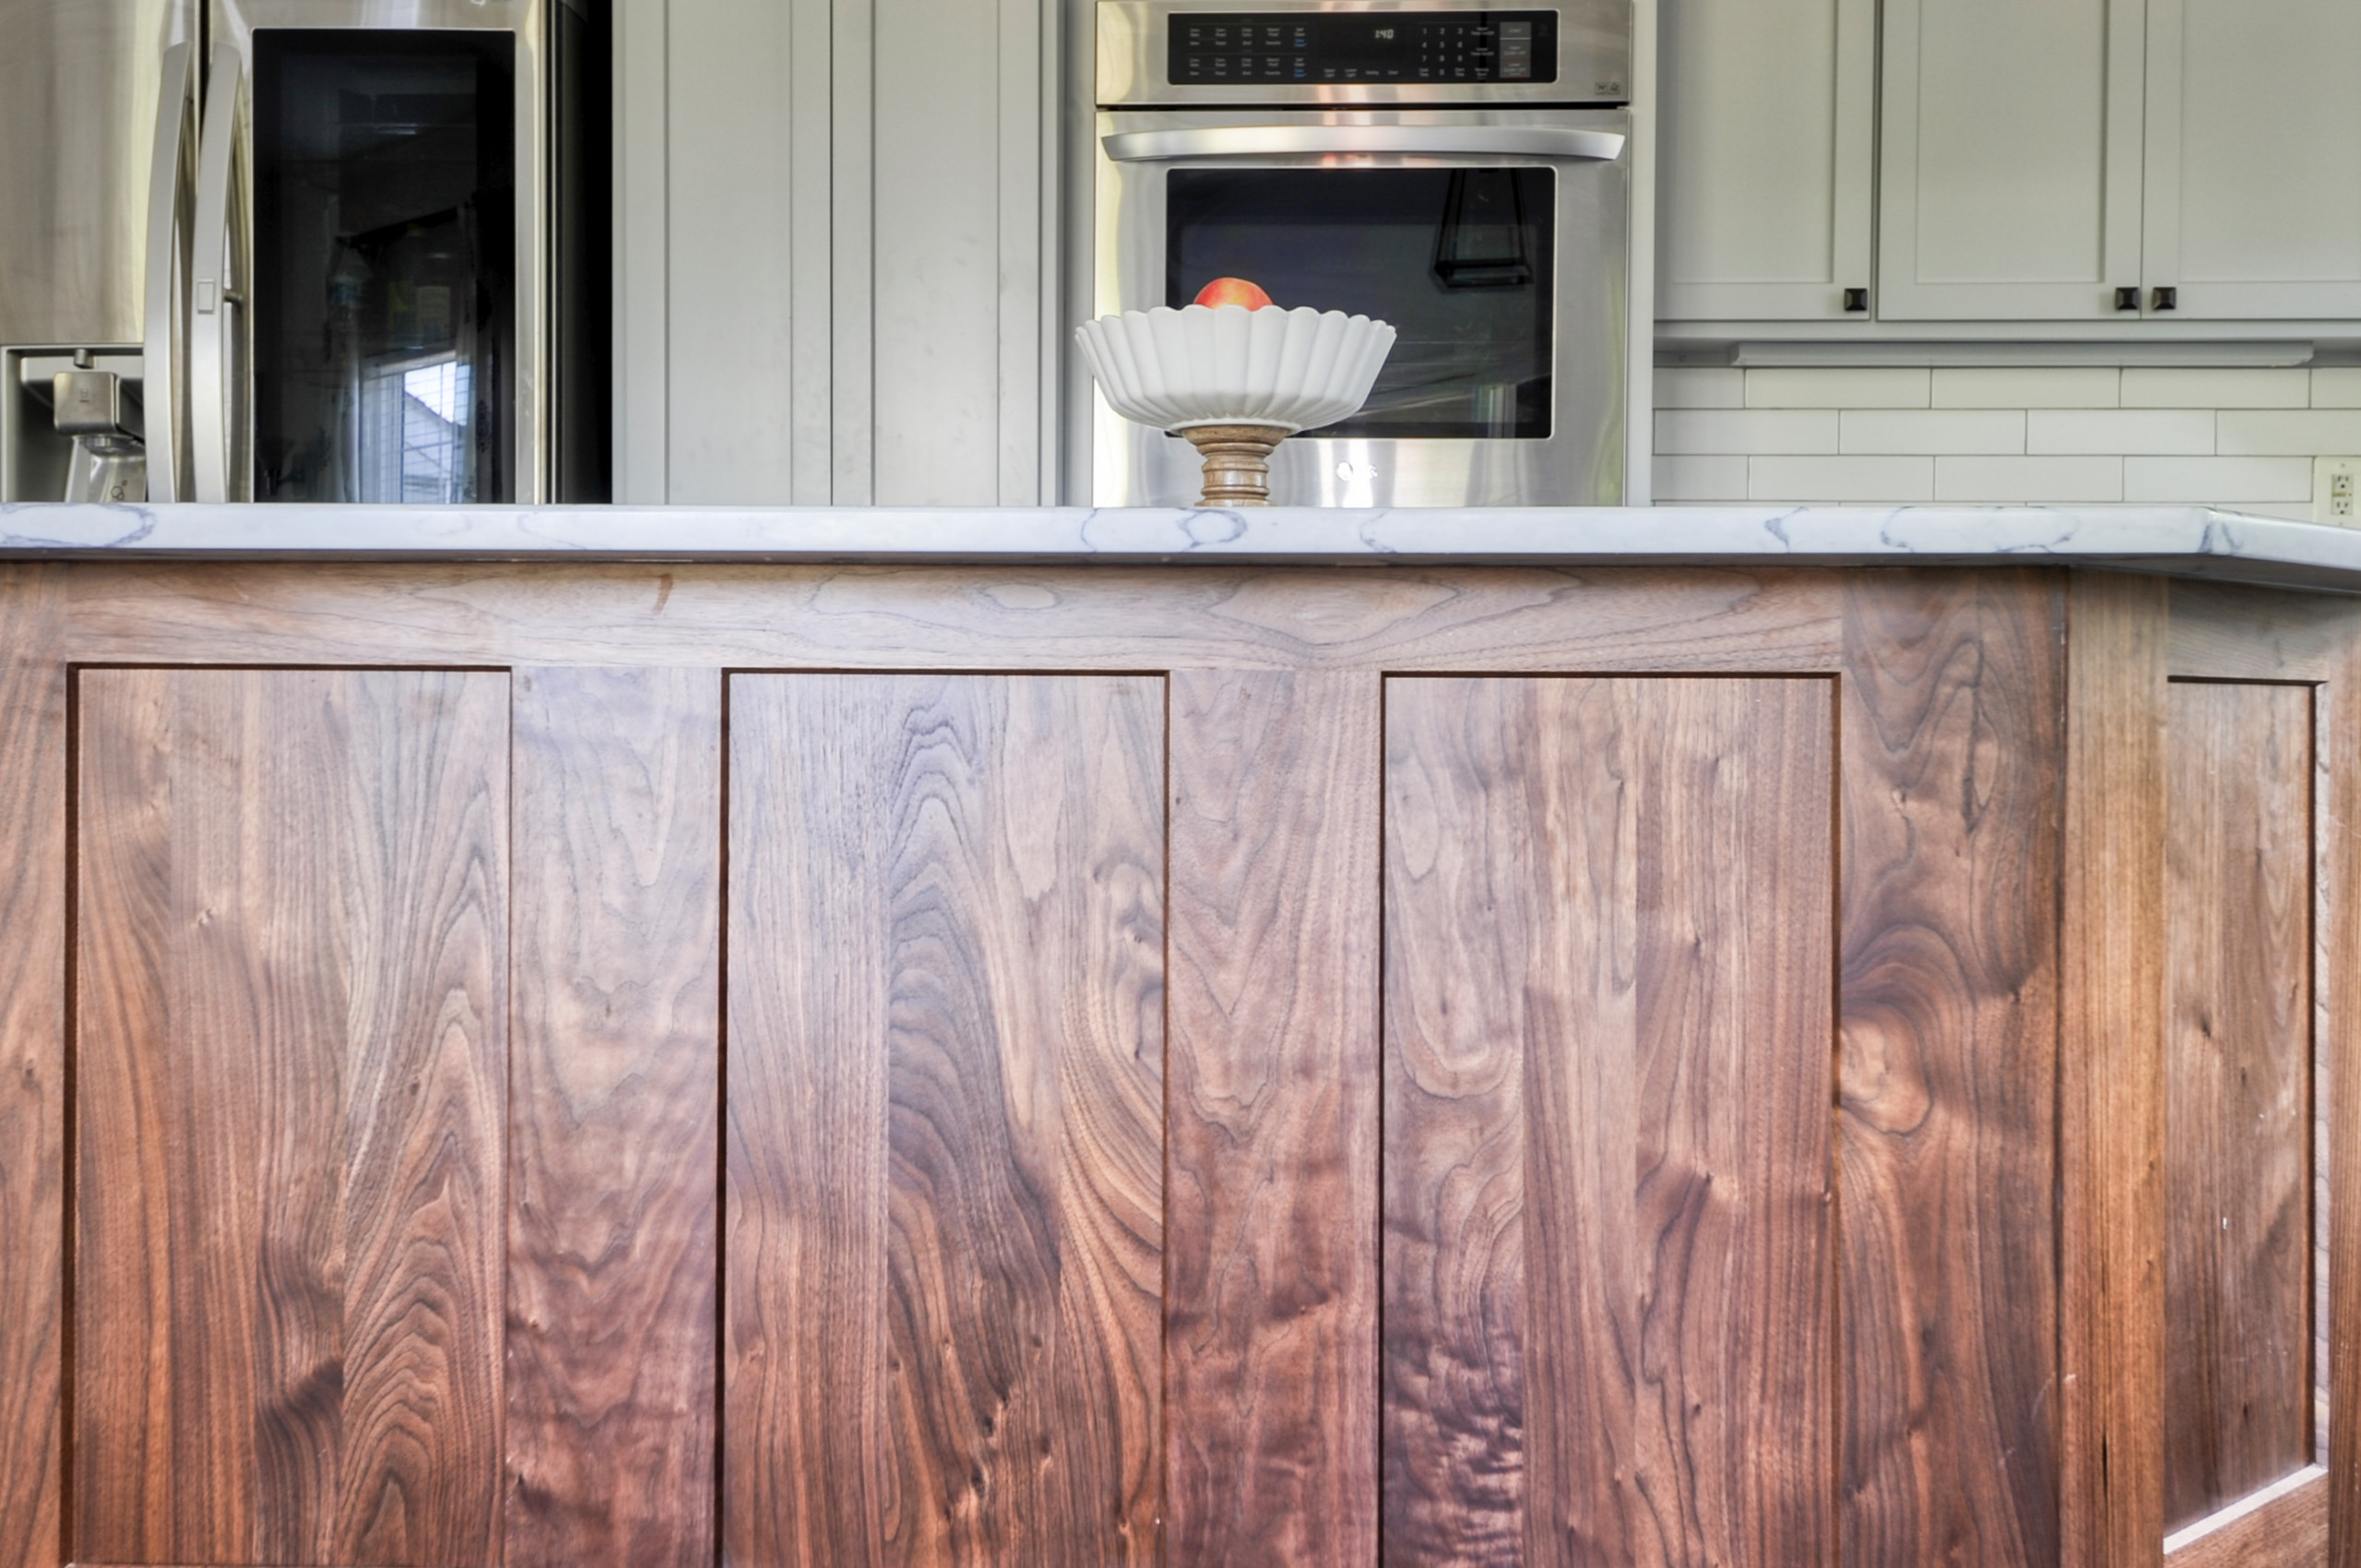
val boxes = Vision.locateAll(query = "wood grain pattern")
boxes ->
[2164,682,2315,1529]
[1837,571,2064,1568]
[505,667,721,1566]
[75,668,508,1566]
[2059,571,2170,1568]
[60,562,1848,673]
[2167,1468,2328,1567]
[2166,576,2361,1568]
[0,566,65,1568]
[1382,675,1835,1567]
[2169,578,2357,683]
[725,674,1165,1567]
[2324,603,2361,1568]
[1164,670,1380,1568]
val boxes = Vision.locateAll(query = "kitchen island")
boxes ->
[0,503,2351,1568]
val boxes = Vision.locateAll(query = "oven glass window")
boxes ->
[1166,166,1553,438]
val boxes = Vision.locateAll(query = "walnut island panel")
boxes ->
[0,503,2353,1568]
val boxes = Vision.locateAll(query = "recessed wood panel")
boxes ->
[724,673,1165,1567]
[1382,675,1836,1567]
[2164,680,2316,1530]
[505,667,722,1567]
[74,668,509,1566]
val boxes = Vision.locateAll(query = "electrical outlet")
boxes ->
[2318,457,2361,525]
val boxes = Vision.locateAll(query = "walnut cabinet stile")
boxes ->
[0,559,2351,1568]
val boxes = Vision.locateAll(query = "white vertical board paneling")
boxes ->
[865,0,1048,504]
[870,0,1003,503]
[2142,0,2361,319]
[665,0,815,502]
[830,0,875,503]
[613,0,667,501]
[1878,0,2145,320]
[646,0,1049,503]
[1058,0,1100,505]
[1003,0,1052,504]
[789,0,836,499]
[1655,0,1872,320]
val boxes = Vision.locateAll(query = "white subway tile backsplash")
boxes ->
[1655,409,1839,455]
[2026,410,2216,455]
[2118,367,2312,409]
[1750,456,1934,502]
[1746,368,1930,409]
[1934,456,2121,503]
[1932,367,2120,409]
[1842,409,2025,455]
[2312,368,2361,409]
[1653,455,1750,502]
[2122,456,2315,503]
[1648,364,2361,508]
[1655,367,1745,409]
[2217,410,2361,456]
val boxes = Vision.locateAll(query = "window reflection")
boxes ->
[253,31,513,502]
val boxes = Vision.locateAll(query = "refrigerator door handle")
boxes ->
[142,42,196,503]
[191,43,251,504]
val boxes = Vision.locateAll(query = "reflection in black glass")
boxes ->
[1432,170,1534,287]
[1167,167,1553,439]
[253,30,515,502]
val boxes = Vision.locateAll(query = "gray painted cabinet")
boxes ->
[1655,0,1873,322]
[1659,0,2361,327]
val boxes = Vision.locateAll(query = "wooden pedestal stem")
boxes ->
[1180,422,1291,507]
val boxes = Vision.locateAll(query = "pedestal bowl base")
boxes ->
[1180,423,1291,507]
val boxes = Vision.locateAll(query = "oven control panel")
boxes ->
[1168,10,1559,85]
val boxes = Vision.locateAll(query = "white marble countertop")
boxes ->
[6,501,2361,592]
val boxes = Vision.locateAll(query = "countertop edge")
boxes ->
[6,502,2360,594]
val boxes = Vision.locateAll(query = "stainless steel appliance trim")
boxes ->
[142,41,196,503]
[1097,0,1633,109]
[0,0,196,348]
[189,42,250,503]
[1103,123,1623,159]
[1088,103,1631,507]
[211,0,551,500]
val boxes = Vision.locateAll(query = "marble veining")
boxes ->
[6,501,2361,592]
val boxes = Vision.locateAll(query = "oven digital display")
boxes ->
[1167,11,1558,85]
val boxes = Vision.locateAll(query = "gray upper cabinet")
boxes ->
[1877,0,2146,321]
[1664,0,2361,330]
[1655,0,1874,321]
[2141,0,2361,319]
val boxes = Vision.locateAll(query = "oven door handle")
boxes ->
[1102,125,1626,161]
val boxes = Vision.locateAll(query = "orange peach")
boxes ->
[1192,277,1275,310]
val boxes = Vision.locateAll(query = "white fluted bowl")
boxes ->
[1075,304,1396,434]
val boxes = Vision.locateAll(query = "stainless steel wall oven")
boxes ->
[1090,0,1633,507]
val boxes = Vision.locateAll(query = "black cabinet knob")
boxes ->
[1843,287,1869,313]
[2115,286,2141,311]
[2153,286,2178,311]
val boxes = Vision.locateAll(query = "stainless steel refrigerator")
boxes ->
[0,0,607,505]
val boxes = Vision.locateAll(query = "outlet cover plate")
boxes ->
[2317,457,2361,526]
